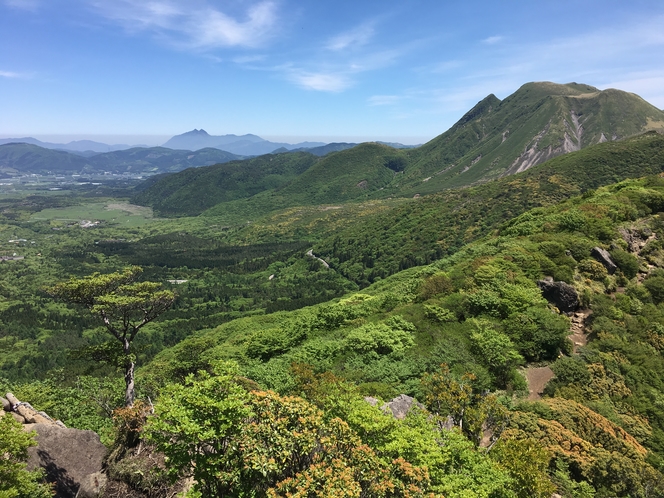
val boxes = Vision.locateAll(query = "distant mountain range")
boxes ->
[0,143,241,177]
[0,137,140,154]
[133,81,664,218]
[161,129,327,156]
[0,131,417,176]
[0,131,418,158]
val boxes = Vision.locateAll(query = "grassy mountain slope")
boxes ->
[399,82,664,194]
[140,173,664,494]
[313,131,664,286]
[133,152,318,217]
[133,82,664,221]
[171,143,407,221]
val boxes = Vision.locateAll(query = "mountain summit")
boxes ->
[401,81,664,193]
[162,130,324,155]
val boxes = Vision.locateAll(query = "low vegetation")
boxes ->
[3,85,664,496]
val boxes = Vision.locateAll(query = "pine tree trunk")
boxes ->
[124,360,135,407]
[123,339,135,407]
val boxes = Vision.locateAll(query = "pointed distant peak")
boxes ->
[185,129,209,136]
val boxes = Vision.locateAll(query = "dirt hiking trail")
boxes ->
[524,309,592,400]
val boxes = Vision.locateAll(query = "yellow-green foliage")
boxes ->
[0,414,53,498]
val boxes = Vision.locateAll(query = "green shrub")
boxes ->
[344,323,414,356]
[424,304,457,323]
[644,276,664,304]
[578,259,609,280]
[503,308,570,361]
[609,249,639,279]
[550,356,591,386]
[469,319,523,386]
[419,272,453,300]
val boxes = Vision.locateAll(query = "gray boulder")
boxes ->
[25,424,107,498]
[75,471,107,498]
[591,247,618,274]
[383,394,425,420]
[537,277,579,313]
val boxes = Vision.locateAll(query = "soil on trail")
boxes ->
[569,309,591,353]
[525,366,555,400]
[524,309,592,400]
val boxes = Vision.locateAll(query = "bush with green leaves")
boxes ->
[0,414,53,498]
[469,319,523,386]
[344,322,415,357]
[609,248,640,279]
[503,307,570,361]
[643,273,664,303]
[424,304,457,323]
[578,259,609,280]
[146,361,435,497]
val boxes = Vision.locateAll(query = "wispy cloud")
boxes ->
[279,27,408,93]
[287,70,351,92]
[0,70,28,79]
[233,54,267,64]
[282,47,404,93]
[90,0,279,50]
[482,35,503,45]
[326,22,375,51]
[4,0,38,10]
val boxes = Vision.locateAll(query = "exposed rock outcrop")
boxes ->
[383,394,425,420]
[26,424,107,497]
[591,247,618,274]
[537,277,579,313]
[620,227,657,254]
[4,393,107,498]
[365,394,425,419]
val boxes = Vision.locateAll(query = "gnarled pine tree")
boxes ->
[48,266,175,407]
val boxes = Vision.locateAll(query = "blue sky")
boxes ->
[2,0,664,146]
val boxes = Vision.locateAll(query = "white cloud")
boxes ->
[90,0,279,50]
[0,70,26,78]
[4,0,38,10]
[233,55,267,64]
[326,23,375,51]
[482,35,503,45]
[288,71,351,92]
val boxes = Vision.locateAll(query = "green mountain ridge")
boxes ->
[133,152,319,217]
[311,131,664,286]
[134,82,664,219]
[400,82,664,194]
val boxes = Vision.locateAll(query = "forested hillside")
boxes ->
[8,164,664,496]
[4,83,664,497]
